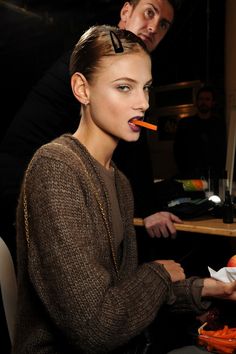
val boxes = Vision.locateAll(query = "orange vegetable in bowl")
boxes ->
[198,324,236,353]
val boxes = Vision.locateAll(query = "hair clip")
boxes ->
[110,31,124,53]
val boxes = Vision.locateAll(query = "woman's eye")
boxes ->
[117,85,130,92]
[144,8,155,19]
[144,85,153,92]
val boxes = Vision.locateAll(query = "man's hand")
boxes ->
[143,211,182,239]
[202,278,236,300]
[154,259,186,282]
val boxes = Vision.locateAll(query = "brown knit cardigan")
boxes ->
[12,134,209,354]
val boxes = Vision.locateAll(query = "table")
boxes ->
[133,217,236,237]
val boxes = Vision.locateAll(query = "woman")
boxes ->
[13,25,236,354]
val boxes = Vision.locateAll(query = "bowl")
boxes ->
[198,326,236,354]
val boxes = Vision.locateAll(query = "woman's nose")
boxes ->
[136,92,149,112]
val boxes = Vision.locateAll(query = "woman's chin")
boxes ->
[124,133,140,143]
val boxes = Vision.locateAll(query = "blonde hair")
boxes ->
[69,25,149,83]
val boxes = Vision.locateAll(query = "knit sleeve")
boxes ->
[24,151,175,353]
[170,277,211,314]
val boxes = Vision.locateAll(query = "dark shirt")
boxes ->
[173,114,227,180]
[0,51,156,236]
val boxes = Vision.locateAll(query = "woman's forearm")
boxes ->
[202,278,236,300]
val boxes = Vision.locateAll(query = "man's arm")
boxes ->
[144,211,182,238]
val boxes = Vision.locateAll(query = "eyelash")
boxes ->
[117,85,130,92]
[117,85,152,93]
[145,85,153,92]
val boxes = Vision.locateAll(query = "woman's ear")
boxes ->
[71,73,90,105]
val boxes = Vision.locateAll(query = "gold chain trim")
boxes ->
[23,142,120,279]
[23,181,30,248]
[23,154,36,248]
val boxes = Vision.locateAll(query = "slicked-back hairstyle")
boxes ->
[69,24,149,83]
[128,0,183,14]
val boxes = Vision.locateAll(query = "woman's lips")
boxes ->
[128,119,141,132]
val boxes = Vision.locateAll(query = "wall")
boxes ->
[225,0,236,124]
[225,0,236,204]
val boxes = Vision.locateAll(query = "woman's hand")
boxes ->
[202,278,236,300]
[154,259,186,282]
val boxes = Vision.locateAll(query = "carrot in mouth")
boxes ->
[132,119,158,131]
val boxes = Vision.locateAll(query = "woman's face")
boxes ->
[87,51,152,144]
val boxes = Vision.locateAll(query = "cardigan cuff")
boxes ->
[173,277,211,313]
[147,262,176,305]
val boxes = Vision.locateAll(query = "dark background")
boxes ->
[0,3,231,353]
[1,0,226,141]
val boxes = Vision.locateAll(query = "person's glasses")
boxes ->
[110,31,124,53]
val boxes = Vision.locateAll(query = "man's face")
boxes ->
[197,91,215,114]
[119,0,174,52]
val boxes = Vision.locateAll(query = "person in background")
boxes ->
[173,85,227,186]
[12,24,236,354]
[0,0,183,256]
[172,85,230,338]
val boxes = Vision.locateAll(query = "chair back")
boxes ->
[0,237,17,344]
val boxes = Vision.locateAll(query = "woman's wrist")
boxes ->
[202,278,230,298]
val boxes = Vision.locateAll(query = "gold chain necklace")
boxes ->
[23,142,120,279]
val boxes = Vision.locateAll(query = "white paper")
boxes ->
[208,266,236,283]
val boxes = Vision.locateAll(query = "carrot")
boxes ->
[198,324,236,353]
[209,343,234,353]
[200,326,236,338]
[208,342,234,353]
[199,339,235,353]
[201,329,217,336]
[132,119,158,131]
[199,334,236,348]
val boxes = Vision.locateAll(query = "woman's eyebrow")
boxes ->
[112,77,152,84]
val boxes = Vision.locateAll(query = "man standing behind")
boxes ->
[0,0,182,249]
[118,0,175,52]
